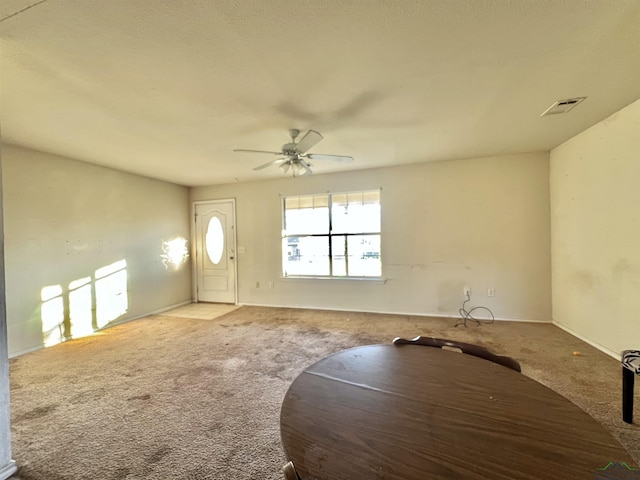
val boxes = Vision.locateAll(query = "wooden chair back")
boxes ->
[393,336,521,372]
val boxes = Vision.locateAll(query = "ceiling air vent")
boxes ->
[540,97,586,116]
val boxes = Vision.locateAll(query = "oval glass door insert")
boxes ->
[206,216,224,264]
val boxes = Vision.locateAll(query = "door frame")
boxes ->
[191,199,238,304]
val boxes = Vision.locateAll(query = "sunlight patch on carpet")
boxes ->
[161,303,239,320]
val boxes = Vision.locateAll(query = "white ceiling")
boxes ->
[2,0,640,187]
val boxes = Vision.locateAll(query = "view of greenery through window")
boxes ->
[282,190,381,277]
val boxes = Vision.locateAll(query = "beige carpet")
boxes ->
[8,305,640,479]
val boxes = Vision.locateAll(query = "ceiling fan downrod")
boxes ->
[288,129,300,142]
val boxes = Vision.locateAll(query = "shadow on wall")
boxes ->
[40,259,128,347]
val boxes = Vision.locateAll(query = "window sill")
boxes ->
[281,275,387,284]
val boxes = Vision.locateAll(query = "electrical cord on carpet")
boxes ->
[455,292,495,327]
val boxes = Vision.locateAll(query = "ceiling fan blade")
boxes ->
[298,160,313,176]
[306,153,353,162]
[234,149,283,155]
[294,130,323,154]
[253,158,285,171]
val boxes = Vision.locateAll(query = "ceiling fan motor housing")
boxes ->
[282,142,298,155]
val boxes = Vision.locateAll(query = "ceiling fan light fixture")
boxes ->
[280,162,291,174]
[293,162,306,177]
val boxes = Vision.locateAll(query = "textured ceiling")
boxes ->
[2,0,640,186]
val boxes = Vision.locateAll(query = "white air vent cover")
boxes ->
[540,97,586,116]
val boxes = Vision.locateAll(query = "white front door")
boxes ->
[194,200,237,303]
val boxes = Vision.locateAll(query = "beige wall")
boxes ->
[192,152,551,321]
[2,145,192,357]
[551,97,640,356]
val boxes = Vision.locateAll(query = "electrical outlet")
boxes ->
[269,281,274,289]
[488,288,495,297]
[464,286,471,297]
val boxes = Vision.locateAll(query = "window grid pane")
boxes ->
[332,203,380,234]
[285,207,329,235]
[347,234,381,277]
[283,236,330,276]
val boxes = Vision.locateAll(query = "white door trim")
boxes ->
[191,199,238,304]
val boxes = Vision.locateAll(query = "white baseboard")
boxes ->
[108,300,192,327]
[9,344,44,359]
[237,302,551,324]
[0,460,17,480]
[552,321,620,360]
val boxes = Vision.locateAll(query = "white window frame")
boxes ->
[281,190,382,279]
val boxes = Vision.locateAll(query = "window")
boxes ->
[282,190,381,277]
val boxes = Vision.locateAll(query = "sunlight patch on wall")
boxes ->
[161,237,189,269]
[69,276,93,338]
[40,260,129,347]
[95,260,128,328]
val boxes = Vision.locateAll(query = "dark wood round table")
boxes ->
[280,344,634,480]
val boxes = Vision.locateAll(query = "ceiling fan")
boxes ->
[233,129,353,176]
